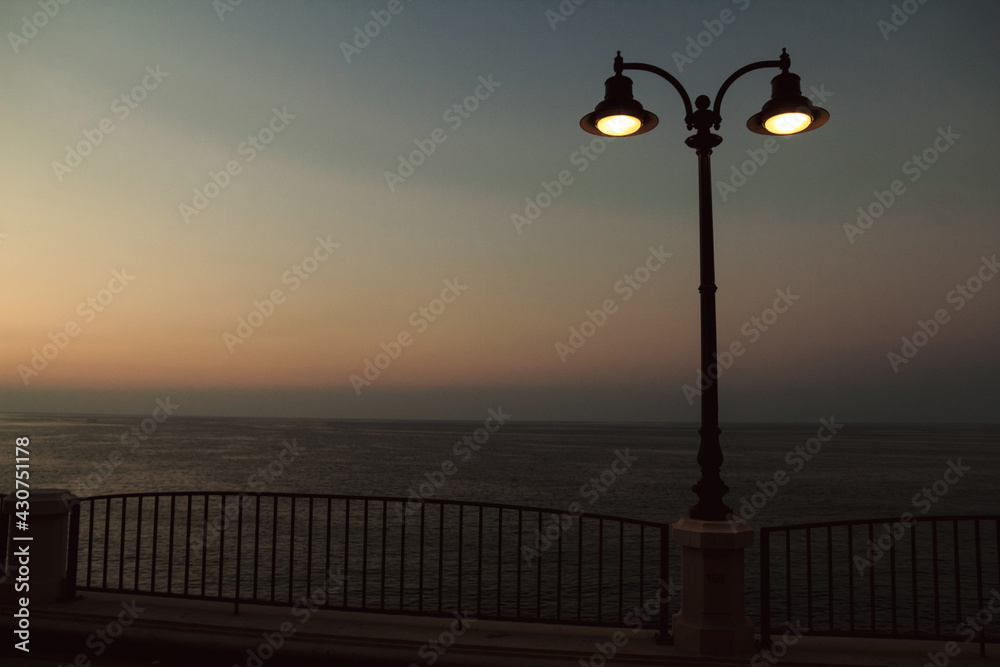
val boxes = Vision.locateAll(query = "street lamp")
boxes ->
[581,48,827,522]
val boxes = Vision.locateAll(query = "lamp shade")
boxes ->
[747,71,828,135]
[580,73,658,137]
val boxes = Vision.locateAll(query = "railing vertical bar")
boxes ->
[167,496,176,594]
[253,495,261,602]
[784,529,791,626]
[200,494,209,596]
[87,499,95,588]
[761,528,770,648]
[437,503,445,614]
[380,501,388,610]
[868,522,875,632]
[974,519,985,657]
[459,505,465,615]
[598,518,604,623]
[536,510,542,619]
[362,498,369,609]
[134,496,143,591]
[343,498,350,608]
[289,496,296,603]
[637,524,643,622]
[325,497,333,608]
[104,498,112,589]
[848,523,854,632]
[556,513,564,621]
[219,496,226,599]
[911,520,918,633]
[517,509,523,618]
[119,497,127,591]
[618,521,624,623]
[660,525,670,644]
[418,501,424,614]
[271,495,278,601]
[577,516,583,622]
[476,505,483,618]
[496,508,502,618]
[890,521,897,635]
[827,524,833,631]
[399,501,407,611]
[953,518,961,628]
[151,496,160,593]
[806,527,813,631]
[184,494,192,595]
[307,497,314,598]
[932,520,940,636]
[235,495,243,614]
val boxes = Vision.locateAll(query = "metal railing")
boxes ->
[760,515,1000,656]
[68,492,676,638]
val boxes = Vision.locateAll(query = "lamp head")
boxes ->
[580,70,658,137]
[747,70,828,135]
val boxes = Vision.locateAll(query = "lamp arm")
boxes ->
[619,61,695,128]
[711,50,789,130]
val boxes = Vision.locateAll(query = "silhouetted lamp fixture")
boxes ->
[580,48,828,522]
[746,70,829,135]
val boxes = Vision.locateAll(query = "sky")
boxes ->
[2,0,999,423]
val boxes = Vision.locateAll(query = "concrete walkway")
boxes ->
[1,592,996,667]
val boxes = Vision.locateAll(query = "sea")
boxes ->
[2,414,996,525]
[2,414,998,630]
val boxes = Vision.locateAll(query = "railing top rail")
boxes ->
[77,491,671,530]
[760,514,1000,535]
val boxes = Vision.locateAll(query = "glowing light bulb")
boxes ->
[764,112,812,135]
[596,114,642,136]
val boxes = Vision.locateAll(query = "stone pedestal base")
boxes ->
[671,517,755,658]
[2,488,75,604]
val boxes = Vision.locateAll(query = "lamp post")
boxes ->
[581,48,828,523]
